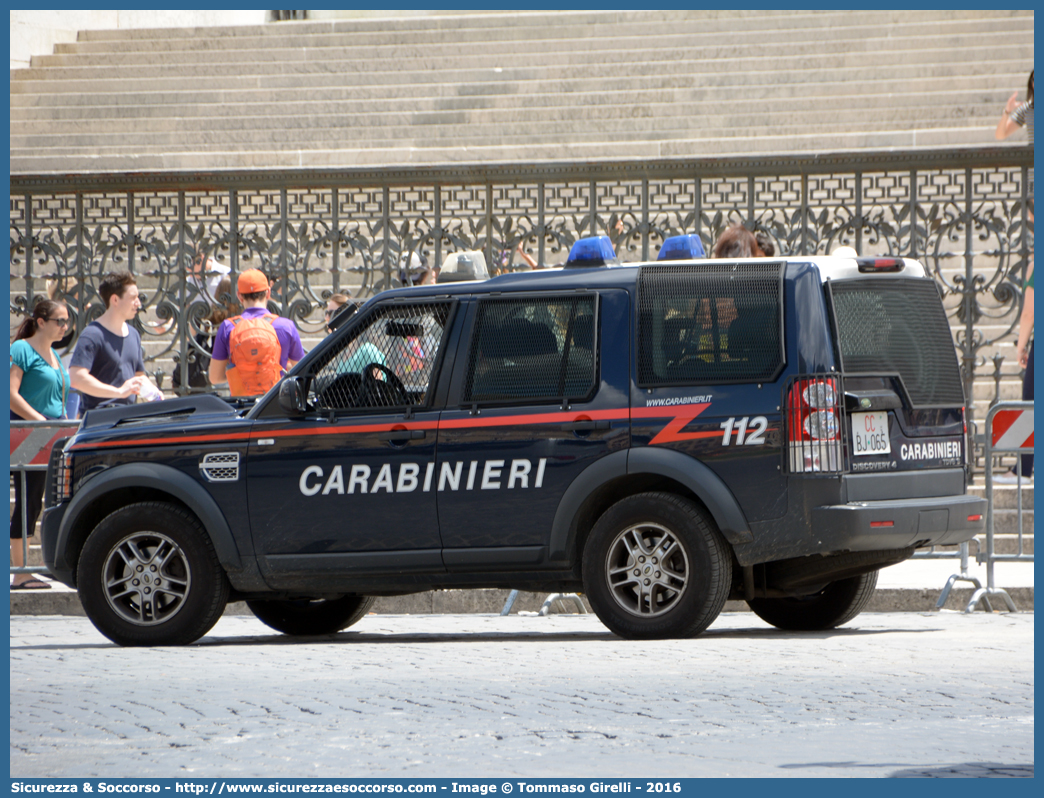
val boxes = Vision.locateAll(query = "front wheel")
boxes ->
[246,595,375,636]
[582,492,732,640]
[77,502,230,646]
[747,570,878,631]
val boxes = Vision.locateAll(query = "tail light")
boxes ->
[785,375,844,473]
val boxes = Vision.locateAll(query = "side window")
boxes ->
[637,262,784,385]
[463,294,598,405]
[311,302,451,411]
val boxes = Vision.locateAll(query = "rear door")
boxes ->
[435,289,631,570]
[632,261,788,521]
[828,277,966,474]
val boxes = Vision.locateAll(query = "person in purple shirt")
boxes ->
[208,269,304,395]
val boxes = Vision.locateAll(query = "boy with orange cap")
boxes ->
[208,269,304,396]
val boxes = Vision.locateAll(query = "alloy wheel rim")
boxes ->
[605,522,689,618]
[101,531,191,626]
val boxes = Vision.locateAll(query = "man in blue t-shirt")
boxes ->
[69,272,147,413]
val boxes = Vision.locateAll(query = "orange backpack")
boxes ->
[226,313,282,396]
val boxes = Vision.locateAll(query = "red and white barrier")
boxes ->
[9,421,79,468]
[990,408,1034,451]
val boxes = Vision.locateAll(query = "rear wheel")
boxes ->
[582,492,732,639]
[77,502,230,647]
[747,570,878,631]
[246,595,375,636]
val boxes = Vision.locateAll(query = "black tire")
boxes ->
[747,570,879,631]
[582,492,732,640]
[77,501,230,647]
[246,595,375,636]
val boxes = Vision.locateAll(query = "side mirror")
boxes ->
[278,377,307,416]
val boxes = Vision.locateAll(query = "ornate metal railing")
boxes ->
[10,146,1033,438]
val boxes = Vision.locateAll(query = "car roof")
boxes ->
[366,255,927,306]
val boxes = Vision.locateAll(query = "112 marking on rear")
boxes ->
[719,416,768,446]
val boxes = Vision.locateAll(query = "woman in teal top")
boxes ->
[10,299,70,589]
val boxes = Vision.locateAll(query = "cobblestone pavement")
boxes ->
[10,611,1033,778]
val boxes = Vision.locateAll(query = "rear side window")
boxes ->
[829,279,964,408]
[464,294,598,404]
[637,262,784,386]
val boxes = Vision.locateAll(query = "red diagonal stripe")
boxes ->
[28,431,73,465]
[643,403,715,445]
[990,409,1020,444]
[10,428,31,456]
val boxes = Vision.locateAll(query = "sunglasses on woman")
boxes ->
[46,317,70,327]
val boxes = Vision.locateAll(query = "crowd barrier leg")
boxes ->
[538,593,587,616]
[500,590,588,615]
[935,541,991,611]
[500,589,520,615]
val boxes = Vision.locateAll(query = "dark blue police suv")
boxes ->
[41,239,986,646]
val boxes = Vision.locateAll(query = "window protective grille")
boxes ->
[311,301,452,412]
[829,279,965,408]
[637,262,784,386]
[464,294,598,405]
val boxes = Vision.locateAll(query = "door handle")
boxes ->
[377,429,426,442]
[560,420,610,432]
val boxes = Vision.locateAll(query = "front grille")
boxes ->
[829,279,964,408]
[199,452,240,482]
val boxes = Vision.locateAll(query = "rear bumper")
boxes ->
[811,494,987,553]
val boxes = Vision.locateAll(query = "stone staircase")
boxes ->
[9,9,1034,174]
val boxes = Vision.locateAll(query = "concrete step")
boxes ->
[11,74,1030,108]
[5,89,1020,125]
[971,382,1026,400]
[991,511,1036,536]
[969,484,1035,510]
[8,96,1008,130]
[8,122,1016,162]
[9,129,1006,174]
[930,534,1034,557]
[12,120,1015,158]
[62,10,1034,45]
[11,113,1015,152]
[23,39,1035,79]
[35,29,1036,71]
[10,54,1034,96]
